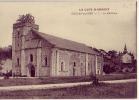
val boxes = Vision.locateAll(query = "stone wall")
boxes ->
[23,38,52,77]
[19,31,44,77]
[12,21,103,77]
[51,49,98,77]
[12,27,22,76]
[88,54,96,75]
[12,50,21,76]
[96,55,103,75]
[12,21,39,76]
[39,40,52,77]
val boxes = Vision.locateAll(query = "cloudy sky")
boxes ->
[0,0,136,56]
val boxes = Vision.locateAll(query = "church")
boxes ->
[12,14,103,77]
[121,45,134,64]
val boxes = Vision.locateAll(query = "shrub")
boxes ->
[4,73,9,79]
[90,74,99,86]
[103,65,116,74]
[103,65,111,74]
[7,70,12,76]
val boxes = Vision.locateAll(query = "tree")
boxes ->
[103,65,111,74]
[107,50,119,71]
[103,64,116,74]
[108,50,117,58]
[0,45,12,60]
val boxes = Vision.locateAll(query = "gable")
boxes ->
[122,53,132,63]
[24,31,42,49]
[24,31,53,49]
[25,31,41,41]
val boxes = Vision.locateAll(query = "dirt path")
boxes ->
[0,79,136,91]
[102,79,136,83]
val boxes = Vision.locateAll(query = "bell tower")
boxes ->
[123,44,127,54]
[13,14,39,36]
[12,14,39,76]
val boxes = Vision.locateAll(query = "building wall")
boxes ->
[88,54,96,75]
[121,53,132,64]
[13,29,103,77]
[12,21,103,77]
[51,49,99,77]
[12,34,21,75]
[51,48,57,76]
[12,21,40,76]
[12,28,22,76]
[39,40,52,77]
[24,49,37,76]
[58,49,86,76]
[21,31,42,77]
[96,55,103,75]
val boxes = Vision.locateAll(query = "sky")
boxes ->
[0,0,137,56]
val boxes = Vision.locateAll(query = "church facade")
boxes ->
[12,14,103,77]
[121,45,133,64]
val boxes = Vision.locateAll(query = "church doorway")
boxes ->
[30,65,35,77]
[73,62,76,76]
[73,67,75,76]
[27,63,36,77]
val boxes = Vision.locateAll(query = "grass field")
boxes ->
[97,73,136,81]
[0,73,136,87]
[0,82,136,99]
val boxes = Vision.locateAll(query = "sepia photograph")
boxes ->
[0,0,137,99]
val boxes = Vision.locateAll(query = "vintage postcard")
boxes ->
[0,0,137,99]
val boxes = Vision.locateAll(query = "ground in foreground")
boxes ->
[0,82,136,99]
[0,73,136,87]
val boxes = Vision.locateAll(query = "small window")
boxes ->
[17,58,19,66]
[73,62,76,67]
[45,57,47,66]
[81,63,83,66]
[97,70,100,74]
[88,63,90,70]
[88,63,90,66]
[25,35,29,41]
[18,43,19,47]
[30,54,33,62]
[61,62,64,71]
[17,32,20,38]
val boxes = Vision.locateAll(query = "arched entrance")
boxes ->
[73,67,75,76]
[27,63,35,77]
[30,65,35,77]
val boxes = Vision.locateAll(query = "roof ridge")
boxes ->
[31,29,97,55]
[32,30,88,47]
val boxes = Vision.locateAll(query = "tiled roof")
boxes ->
[32,30,98,55]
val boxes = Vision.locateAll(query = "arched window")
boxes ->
[97,70,100,74]
[73,62,76,67]
[61,62,64,71]
[81,62,83,66]
[17,32,20,38]
[45,57,47,66]
[30,54,33,62]
[17,43,19,47]
[88,63,90,70]
[88,63,90,66]
[17,58,19,66]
